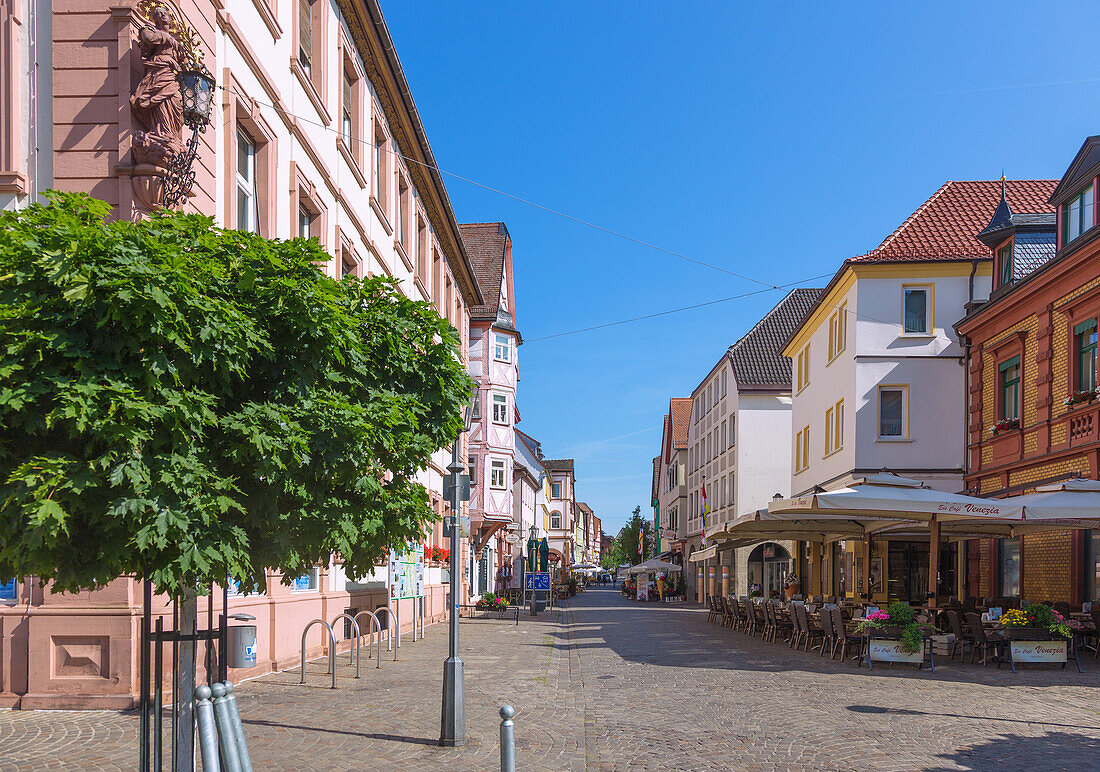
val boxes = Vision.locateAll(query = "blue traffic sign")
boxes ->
[525,572,551,591]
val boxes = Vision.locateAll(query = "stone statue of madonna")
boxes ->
[131,4,186,165]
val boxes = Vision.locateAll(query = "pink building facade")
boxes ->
[461,222,522,599]
[0,0,482,708]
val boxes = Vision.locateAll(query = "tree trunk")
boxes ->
[175,588,196,772]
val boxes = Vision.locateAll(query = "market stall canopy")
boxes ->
[569,562,597,570]
[626,558,683,574]
[769,473,1025,524]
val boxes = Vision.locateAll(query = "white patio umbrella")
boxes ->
[1010,478,1100,532]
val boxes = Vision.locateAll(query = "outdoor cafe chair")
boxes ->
[816,607,834,657]
[725,597,741,629]
[965,611,1005,667]
[761,601,775,642]
[797,604,824,653]
[830,607,862,664]
[945,610,975,661]
[741,598,756,636]
[707,596,720,624]
[718,597,732,628]
[1088,608,1100,659]
[773,602,795,646]
[790,603,807,649]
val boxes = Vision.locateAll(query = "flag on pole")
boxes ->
[700,477,709,547]
[638,527,644,559]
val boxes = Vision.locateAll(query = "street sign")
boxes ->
[524,572,551,591]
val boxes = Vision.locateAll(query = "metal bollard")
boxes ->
[211,682,243,772]
[194,684,221,772]
[220,681,253,772]
[499,704,515,772]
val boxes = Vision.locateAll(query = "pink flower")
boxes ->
[867,611,890,622]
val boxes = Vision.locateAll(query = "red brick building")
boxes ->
[957,136,1100,605]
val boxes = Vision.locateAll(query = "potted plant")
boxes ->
[989,417,1020,435]
[475,592,509,611]
[1064,388,1098,407]
[1000,604,1083,640]
[856,602,935,654]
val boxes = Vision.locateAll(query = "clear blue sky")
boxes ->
[383,1,1099,534]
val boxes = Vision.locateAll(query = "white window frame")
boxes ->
[550,510,562,529]
[492,393,508,424]
[468,455,478,485]
[551,481,562,499]
[236,127,258,233]
[877,385,910,440]
[490,459,506,489]
[494,333,511,362]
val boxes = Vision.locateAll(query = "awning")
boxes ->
[688,545,717,563]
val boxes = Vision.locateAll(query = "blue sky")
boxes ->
[383,1,1099,534]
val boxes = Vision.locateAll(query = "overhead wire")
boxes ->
[214,84,919,342]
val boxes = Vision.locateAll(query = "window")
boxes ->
[669,506,677,530]
[878,386,906,438]
[720,421,726,451]
[340,251,357,278]
[824,406,834,455]
[398,178,410,252]
[492,393,508,423]
[1088,530,1100,602]
[551,481,562,499]
[828,302,847,360]
[373,127,388,207]
[794,426,810,473]
[235,128,258,233]
[494,334,510,362]
[999,538,1020,597]
[796,346,809,391]
[834,399,844,451]
[551,511,561,529]
[998,243,1013,287]
[292,568,319,591]
[471,393,481,421]
[298,0,314,77]
[1000,356,1021,421]
[468,455,477,485]
[298,204,312,239]
[902,286,931,334]
[1075,319,1098,393]
[1064,184,1095,245]
[722,370,727,396]
[341,70,354,147]
[417,218,428,282]
[490,459,506,489]
[729,415,735,446]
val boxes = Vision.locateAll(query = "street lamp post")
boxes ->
[440,390,476,748]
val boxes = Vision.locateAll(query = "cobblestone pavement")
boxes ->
[3,587,1100,770]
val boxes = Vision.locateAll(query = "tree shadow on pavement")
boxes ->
[919,730,1100,771]
[846,704,1100,732]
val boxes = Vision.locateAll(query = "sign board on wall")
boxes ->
[868,639,924,664]
[1010,640,1067,664]
[389,543,425,600]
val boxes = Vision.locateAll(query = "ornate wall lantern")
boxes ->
[161,67,215,208]
[130,1,215,210]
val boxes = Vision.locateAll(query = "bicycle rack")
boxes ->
[329,613,362,678]
[352,610,384,669]
[299,619,338,689]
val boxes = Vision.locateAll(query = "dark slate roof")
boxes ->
[1011,229,1057,280]
[543,459,575,472]
[727,288,823,389]
[458,223,511,323]
[1050,135,1100,205]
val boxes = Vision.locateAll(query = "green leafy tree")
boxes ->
[610,506,648,567]
[0,193,474,597]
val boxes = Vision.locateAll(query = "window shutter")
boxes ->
[299,0,313,62]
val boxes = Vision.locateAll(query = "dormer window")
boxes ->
[1063,184,1095,246]
[997,242,1013,287]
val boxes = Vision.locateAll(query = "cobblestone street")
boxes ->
[3,587,1100,771]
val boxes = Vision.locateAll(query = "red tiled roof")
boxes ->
[458,222,508,320]
[850,180,1058,263]
[670,398,692,449]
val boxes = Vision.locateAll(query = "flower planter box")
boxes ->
[867,638,924,665]
[1003,627,1054,640]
